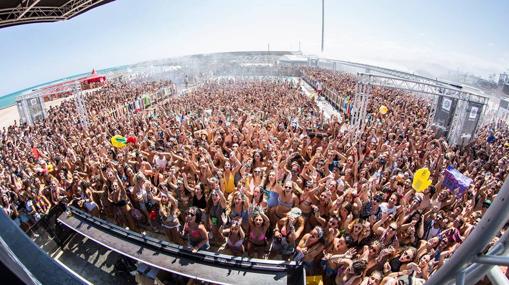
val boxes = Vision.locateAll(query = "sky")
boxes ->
[0,0,508,96]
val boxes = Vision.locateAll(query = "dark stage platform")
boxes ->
[57,207,305,285]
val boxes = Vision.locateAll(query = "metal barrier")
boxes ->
[57,207,305,285]
[425,175,509,285]
[301,73,352,119]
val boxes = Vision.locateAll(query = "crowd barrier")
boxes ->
[55,206,305,285]
[107,85,177,119]
[301,73,353,119]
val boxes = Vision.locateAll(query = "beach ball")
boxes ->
[110,135,127,148]
[379,105,389,115]
[412,167,432,193]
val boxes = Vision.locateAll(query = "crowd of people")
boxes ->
[0,68,508,285]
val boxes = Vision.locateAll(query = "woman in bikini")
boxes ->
[131,174,152,224]
[271,208,305,259]
[294,226,325,273]
[205,189,227,245]
[299,180,320,224]
[247,167,266,194]
[159,193,183,245]
[321,237,351,284]
[247,210,270,258]
[182,206,209,253]
[108,181,136,230]
[308,190,333,229]
[269,181,299,226]
[227,192,250,231]
[335,259,368,285]
[265,170,279,209]
[249,186,267,214]
[222,220,245,256]
[223,157,241,197]
[188,181,207,211]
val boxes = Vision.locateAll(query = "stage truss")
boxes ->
[16,92,47,125]
[349,77,371,142]
[319,58,458,90]
[351,73,489,145]
[0,0,114,29]
[72,84,89,128]
[15,81,88,127]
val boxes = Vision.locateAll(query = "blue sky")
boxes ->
[0,0,508,96]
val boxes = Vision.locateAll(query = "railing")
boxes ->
[56,206,305,285]
[97,84,177,119]
[301,73,352,119]
[426,175,509,285]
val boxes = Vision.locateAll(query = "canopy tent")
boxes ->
[81,69,106,84]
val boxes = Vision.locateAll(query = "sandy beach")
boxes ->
[0,96,73,129]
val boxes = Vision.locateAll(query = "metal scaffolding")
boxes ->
[0,0,114,29]
[318,58,459,90]
[350,74,371,141]
[15,92,47,125]
[354,72,489,145]
[426,176,509,285]
[73,84,89,128]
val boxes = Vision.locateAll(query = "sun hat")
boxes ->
[288,207,302,218]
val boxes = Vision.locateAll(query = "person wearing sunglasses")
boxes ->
[182,206,209,253]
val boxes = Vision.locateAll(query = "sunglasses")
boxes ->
[187,212,196,217]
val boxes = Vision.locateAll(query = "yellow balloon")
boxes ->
[47,164,54,173]
[110,135,127,148]
[379,105,388,115]
[412,167,432,192]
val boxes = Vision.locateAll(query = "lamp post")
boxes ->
[321,0,324,52]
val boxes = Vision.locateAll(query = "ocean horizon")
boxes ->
[0,65,129,110]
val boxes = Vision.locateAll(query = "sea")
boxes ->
[0,65,129,110]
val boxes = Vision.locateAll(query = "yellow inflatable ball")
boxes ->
[412,167,432,192]
[110,135,127,148]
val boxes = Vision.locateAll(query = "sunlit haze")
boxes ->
[0,0,508,96]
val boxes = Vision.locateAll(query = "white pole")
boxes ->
[321,0,325,52]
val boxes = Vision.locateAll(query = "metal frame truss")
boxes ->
[15,92,46,125]
[72,84,89,128]
[357,73,488,105]
[0,0,109,28]
[447,99,468,145]
[426,177,509,285]
[427,95,439,129]
[350,76,371,141]
[356,72,489,145]
[319,58,459,90]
